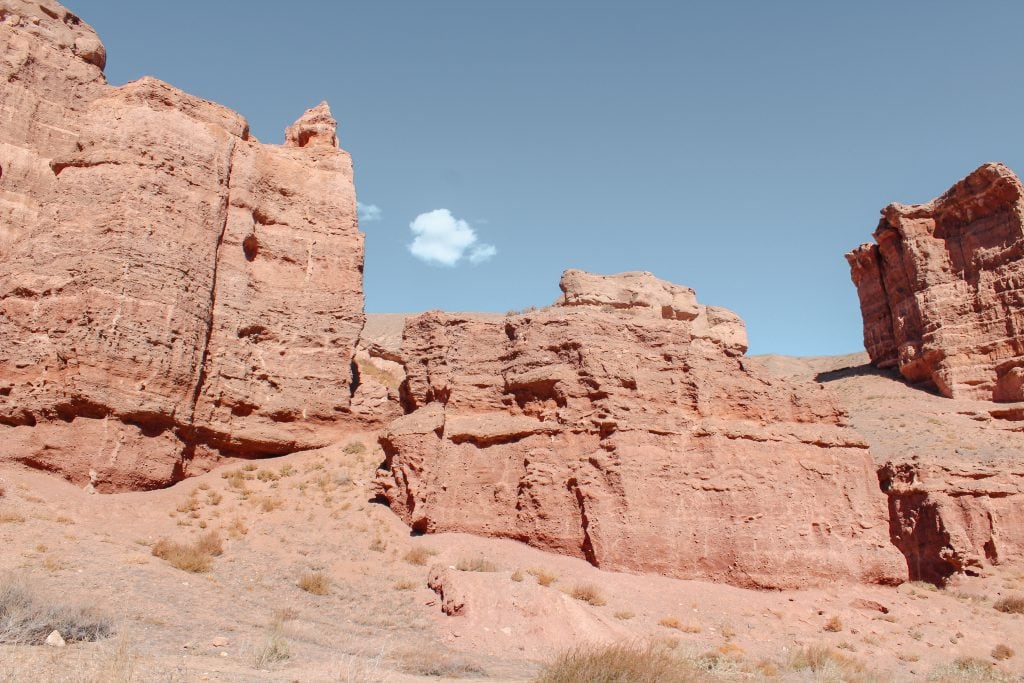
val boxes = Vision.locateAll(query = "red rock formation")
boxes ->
[0,0,365,490]
[879,460,1024,585]
[375,271,905,589]
[847,163,1024,401]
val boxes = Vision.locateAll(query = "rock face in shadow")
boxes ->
[847,162,1024,401]
[375,271,905,589]
[0,0,365,490]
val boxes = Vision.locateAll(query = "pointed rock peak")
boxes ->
[284,101,338,149]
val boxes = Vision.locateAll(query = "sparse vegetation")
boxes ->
[535,642,718,683]
[528,567,558,586]
[614,610,635,620]
[297,571,331,595]
[993,594,1024,614]
[0,511,25,524]
[456,557,498,572]
[992,644,1014,661]
[253,616,291,669]
[151,531,223,572]
[403,546,438,566]
[393,578,417,591]
[930,656,1006,682]
[824,615,843,632]
[0,575,113,644]
[658,616,701,633]
[343,440,367,455]
[789,645,866,677]
[569,583,606,606]
[511,568,524,582]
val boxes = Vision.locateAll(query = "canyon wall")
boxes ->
[0,0,366,490]
[375,270,906,589]
[847,163,1024,401]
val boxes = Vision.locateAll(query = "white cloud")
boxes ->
[468,243,497,264]
[358,202,381,223]
[408,208,496,266]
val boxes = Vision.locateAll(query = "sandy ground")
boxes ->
[1,354,1024,681]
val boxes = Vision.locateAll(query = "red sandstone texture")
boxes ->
[847,162,1024,401]
[375,270,905,589]
[0,0,366,490]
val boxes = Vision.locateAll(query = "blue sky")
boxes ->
[68,1,1024,355]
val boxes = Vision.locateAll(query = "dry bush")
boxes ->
[253,616,290,669]
[511,569,524,582]
[369,537,386,552]
[393,578,417,591]
[456,558,498,572]
[528,567,558,586]
[297,571,331,595]
[205,490,223,506]
[228,517,249,538]
[992,644,1014,661]
[257,496,283,512]
[824,615,843,632]
[397,649,483,678]
[659,616,682,629]
[614,610,635,620]
[789,645,866,677]
[536,642,716,683]
[151,531,223,572]
[930,656,1008,682]
[993,594,1024,614]
[0,511,25,524]
[658,616,701,633]
[256,468,279,482]
[403,546,438,566]
[0,575,112,644]
[343,440,367,455]
[570,583,606,606]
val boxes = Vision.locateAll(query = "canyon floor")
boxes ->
[1,340,1023,682]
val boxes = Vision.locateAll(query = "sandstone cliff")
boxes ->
[0,0,366,490]
[375,271,905,589]
[847,162,1024,401]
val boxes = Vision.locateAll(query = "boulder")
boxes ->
[376,271,905,589]
[847,162,1024,400]
[0,0,365,490]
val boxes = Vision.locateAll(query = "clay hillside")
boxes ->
[1,1,1023,681]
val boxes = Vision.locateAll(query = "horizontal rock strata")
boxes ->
[0,0,365,490]
[847,162,1024,401]
[375,270,905,589]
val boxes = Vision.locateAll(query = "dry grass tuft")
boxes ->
[658,616,701,633]
[929,656,1008,682]
[297,571,331,595]
[343,440,367,455]
[789,644,866,677]
[824,615,844,632]
[570,583,606,606]
[993,594,1024,614]
[393,578,417,591]
[536,642,717,683]
[151,531,223,573]
[253,615,291,669]
[0,511,25,524]
[456,557,498,572]
[614,610,635,620]
[0,575,113,644]
[528,567,558,587]
[511,568,524,582]
[403,546,438,566]
[992,644,1014,661]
